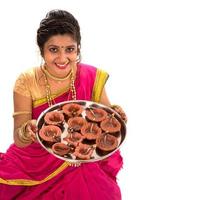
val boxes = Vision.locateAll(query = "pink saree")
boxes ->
[0,63,123,200]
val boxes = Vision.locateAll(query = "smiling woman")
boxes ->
[0,9,127,200]
[42,34,79,78]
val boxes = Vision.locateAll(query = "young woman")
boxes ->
[0,9,126,200]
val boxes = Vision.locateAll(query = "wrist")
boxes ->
[17,121,33,144]
[110,104,127,123]
[110,104,120,110]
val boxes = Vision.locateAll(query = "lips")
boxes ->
[55,62,69,69]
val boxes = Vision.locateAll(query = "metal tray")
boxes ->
[36,100,126,163]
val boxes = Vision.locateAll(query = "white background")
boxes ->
[0,0,216,199]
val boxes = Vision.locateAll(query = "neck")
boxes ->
[41,65,74,81]
[42,66,77,107]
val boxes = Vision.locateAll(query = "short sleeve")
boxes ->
[92,69,109,102]
[13,73,31,97]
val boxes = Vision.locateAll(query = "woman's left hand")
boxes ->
[111,105,127,123]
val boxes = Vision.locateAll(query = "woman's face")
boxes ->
[43,34,78,77]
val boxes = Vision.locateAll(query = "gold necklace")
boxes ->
[41,65,73,81]
[42,68,77,107]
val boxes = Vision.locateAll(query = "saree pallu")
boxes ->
[0,64,123,200]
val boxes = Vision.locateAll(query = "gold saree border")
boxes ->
[33,87,70,108]
[0,161,70,186]
[92,69,109,102]
[0,68,108,186]
[33,68,109,106]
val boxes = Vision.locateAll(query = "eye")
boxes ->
[66,47,76,53]
[49,47,58,53]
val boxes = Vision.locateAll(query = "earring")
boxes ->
[40,58,45,67]
[76,54,81,63]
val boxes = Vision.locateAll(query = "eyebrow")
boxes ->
[47,44,77,48]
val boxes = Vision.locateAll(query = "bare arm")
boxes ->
[13,91,35,147]
[99,88,111,106]
[99,87,127,123]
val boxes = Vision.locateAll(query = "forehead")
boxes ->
[45,34,77,47]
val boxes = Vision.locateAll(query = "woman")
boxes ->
[0,9,126,200]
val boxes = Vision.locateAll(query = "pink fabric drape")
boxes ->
[0,63,123,200]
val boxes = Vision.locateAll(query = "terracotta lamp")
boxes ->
[85,108,108,122]
[39,125,62,143]
[81,122,102,140]
[44,111,64,126]
[96,133,118,152]
[52,142,70,156]
[100,115,121,133]
[67,117,87,132]
[62,103,83,117]
[63,132,83,147]
[73,143,94,160]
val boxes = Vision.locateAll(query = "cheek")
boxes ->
[69,53,78,60]
[43,54,55,63]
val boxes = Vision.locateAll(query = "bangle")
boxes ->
[13,111,32,117]
[17,121,32,144]
[110,104,119,109]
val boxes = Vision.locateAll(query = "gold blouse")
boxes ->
[13,67,43,100]
[13,66,109,103]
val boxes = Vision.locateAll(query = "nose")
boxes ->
[57,50,68,64]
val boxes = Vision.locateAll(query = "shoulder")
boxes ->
[78,63,109,77]
[21,67,38,78]
[16,67,38,82]
[14,67,39,96]
[79,63,97,74]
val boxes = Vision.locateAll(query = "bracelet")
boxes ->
[13,111,32,117]
[17,128,30,144]
[110,104,120,109]
[17,121,32,144]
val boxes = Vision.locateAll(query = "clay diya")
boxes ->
[39,125,62,143]
[73,143,95,160]
[81,122,102,140]
[52,142,71,156]
[67,117,87,132]
[62,103,83,117]
[63,132,83,147]
[85,107,108,122]
[96,133,118,152]
[100,115,121,133]
[44,111,64,126]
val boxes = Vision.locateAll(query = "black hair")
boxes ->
[37,9,81,56]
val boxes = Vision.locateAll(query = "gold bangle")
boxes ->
[13,111,32,117]
[17,121,32,143]
[17,128,31,144]
[110,104,121,109]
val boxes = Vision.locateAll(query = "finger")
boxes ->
[31,125,38,133]
[27,123,37,133]
[31,119,37,125]
[29,132,37,142]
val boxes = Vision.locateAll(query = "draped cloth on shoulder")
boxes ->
[0,63,123,200]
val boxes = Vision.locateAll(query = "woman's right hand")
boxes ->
[25,119,38,142]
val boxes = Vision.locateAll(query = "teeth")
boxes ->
[56,62,68,67]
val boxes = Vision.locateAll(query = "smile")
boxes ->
[55,62,69,69]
